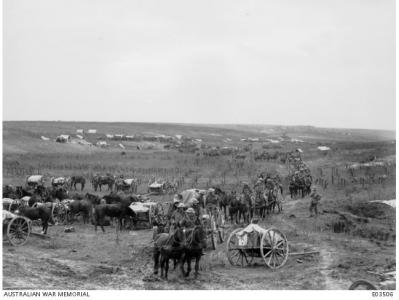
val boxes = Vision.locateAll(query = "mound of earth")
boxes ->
[346,202,395,219]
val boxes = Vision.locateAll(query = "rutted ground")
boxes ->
[3,196,395,290]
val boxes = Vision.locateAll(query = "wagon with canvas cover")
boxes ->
[129,201,164,229]
[3,210,31,246]
[26,175,45,188]
[226,223,289,269]
[180,189,205,205]
[147,182,166,195]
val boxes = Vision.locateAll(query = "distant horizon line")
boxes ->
[2,119,396,132]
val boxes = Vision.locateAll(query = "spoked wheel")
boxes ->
[7,216,31,246]
[260,228,289,269]
[52,203,67,225]
[226,228,254,267]
[349,280,377,290]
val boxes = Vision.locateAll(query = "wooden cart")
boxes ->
[226,224,289,269]
[129,201,164,229]
[3,210,31,246]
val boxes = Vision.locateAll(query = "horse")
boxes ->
[70,176,86,191]
[237,193,252,224]
[50,187,69,201]
[228,192,241,224]
[216,188,229,221]
[92,174,115,192]
[93,202,136,232]
[181,225,207,278]
[16,205,51,234]
[153,227,186,279]
[67,199,93,224]
[85,193,101,204]
[254,190,267,219]
[265,188,283,214]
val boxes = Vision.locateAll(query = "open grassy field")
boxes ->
[2,121,396,289]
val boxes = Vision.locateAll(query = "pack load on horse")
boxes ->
[51,177,67,189]
[26,175,44,189]
[115,177,138,193]
[226,223,289,269]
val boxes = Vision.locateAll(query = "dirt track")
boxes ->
[3,197,395,290]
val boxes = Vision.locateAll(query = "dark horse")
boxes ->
[68,199,93,224]
[238,193,253,224]
[215,187,229,221]
[254,190,267,219]
[153,227,186,279]
[93,202,136,232]
[92,174,115,192]
[70,176,86,191]
[17,205,51,234]
[181,225,207,278]
[228,191,241,224]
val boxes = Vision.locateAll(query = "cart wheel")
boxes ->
[52,203,67,225]
[226,228,254,267]
[260,228,289,269]
[7,217,30,246]
[349,280,377,290]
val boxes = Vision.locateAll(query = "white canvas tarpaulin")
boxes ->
[180,189,206,205]
[27,175,43,183]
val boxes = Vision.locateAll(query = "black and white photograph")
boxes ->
[2,0,396,292]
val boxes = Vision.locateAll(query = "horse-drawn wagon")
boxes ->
[148,182,166,195]
[180,188,227,250]
[226,223,289,269]
[129,201,164,229]
[3,210,31,246]
[148,181,176,195]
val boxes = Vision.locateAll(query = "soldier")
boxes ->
[265,178,274,190]
[170,203,186,231]
[242,182,252,195]
[205,188,218,215]
[167,197,180,220]
[171,203,185,224]
[309,187,321,217]
[180,207,198,229]
[190,198,203,217]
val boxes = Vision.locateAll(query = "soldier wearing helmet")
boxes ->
[190,198,202,217]
[180,207,199,229]
[167,194,182,220]
[171,202,186,229]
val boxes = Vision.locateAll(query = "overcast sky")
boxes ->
[3,0,396,130]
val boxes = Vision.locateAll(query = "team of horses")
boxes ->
[215,185,284,224]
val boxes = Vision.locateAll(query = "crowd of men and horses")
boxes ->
[2,163,315,279]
